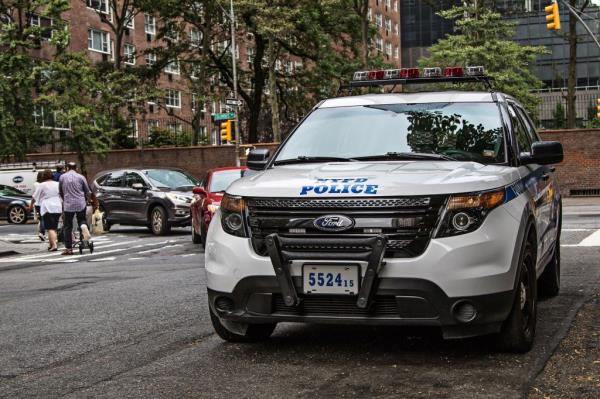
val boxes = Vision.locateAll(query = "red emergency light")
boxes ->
[367,70,385,80]
[443,67,464,77]
[400,68,420,78]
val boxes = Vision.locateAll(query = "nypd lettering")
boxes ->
[300,178,379,196]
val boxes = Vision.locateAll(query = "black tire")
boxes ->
[210,307,276,343]
[100,208,112,232]
[538,242,560,298]
[495,237,537,353]
[7,205,27,224]
[150,206,170,236]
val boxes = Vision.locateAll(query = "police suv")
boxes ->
[205,67,563,352]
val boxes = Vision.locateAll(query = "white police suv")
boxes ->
[205,67,563,352]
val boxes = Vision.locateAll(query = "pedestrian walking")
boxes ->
[52,164,65,182]
[29,169,62,251]
[58,162,98,255]
[31,171,46,241]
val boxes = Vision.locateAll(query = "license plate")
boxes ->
[303,264,359,295]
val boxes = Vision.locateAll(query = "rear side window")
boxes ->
[102,172,124,187]
[508,104,532,155]
[125,172,145,188]
[515,106,541,143]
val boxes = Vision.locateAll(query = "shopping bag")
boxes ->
[91,209,105,235]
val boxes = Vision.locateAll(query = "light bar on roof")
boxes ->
[384,69,400,79]
[353,71,369,81]
[423,67,442,78]
[400,68,420,78]
[466,66,485,76]
[367,70,385,80]
[443,67,464,77]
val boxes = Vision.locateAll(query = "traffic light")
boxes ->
[545,2,561,30]
[596,98,600,119]
[220,120,233,144]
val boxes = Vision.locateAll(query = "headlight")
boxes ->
[220,194,247,237]
[166,193,192,204]
[207,203,220,214]
[435,189,505,238]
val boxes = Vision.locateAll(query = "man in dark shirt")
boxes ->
[52,164,65,182]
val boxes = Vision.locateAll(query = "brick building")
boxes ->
[31,0,401,148]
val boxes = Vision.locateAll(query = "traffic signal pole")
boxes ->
[229,0,241,167]
[555,0,600,53]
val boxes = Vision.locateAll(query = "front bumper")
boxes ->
[167,205,191,226]
[205,205,523,338]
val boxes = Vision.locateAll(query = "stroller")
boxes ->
[56,206,95,254]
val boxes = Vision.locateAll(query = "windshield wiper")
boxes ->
[273,156,356,165]
[352,152,457,161]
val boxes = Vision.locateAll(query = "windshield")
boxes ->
[144,169,199,190]
[275,102,506,164]
[209,170,243,193]
[0,185,26,196]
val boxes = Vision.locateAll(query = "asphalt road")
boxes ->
[0,210,599,399]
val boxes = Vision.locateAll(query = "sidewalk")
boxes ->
[0,236,46,257]
[562,197,600,216]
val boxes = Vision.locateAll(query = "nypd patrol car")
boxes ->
[205,67,563,352]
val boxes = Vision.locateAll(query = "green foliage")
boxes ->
[146,127,192,147]
[586,101,600,128]
[553,102,566,129]
[418,3,548,118]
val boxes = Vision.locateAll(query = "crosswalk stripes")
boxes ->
[0,234,198,264]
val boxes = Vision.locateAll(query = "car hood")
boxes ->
[227,161,521,197]
[1,194,31,202]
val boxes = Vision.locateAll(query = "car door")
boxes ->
[507,102,549,264]
[97,171,125,219]
[122,171,150,222]
[0,186,8,219]
[515,105,557,254]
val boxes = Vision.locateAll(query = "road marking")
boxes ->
[89,257,116,262]
[135,243,183,255]
[181,253,197,257]
[576,229,600,247]
[0,240,142,262]
[562,228,595,232]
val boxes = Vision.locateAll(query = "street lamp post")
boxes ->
[229,0,241,167]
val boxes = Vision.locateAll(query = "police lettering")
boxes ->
[300,178,378,196]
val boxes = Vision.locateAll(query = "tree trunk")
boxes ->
[247,34,266,143]
[360,2,369,67]
[566,0,577,128]
[267,35,281,142]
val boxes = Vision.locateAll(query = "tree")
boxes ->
[418,2,548,118]
[35,53,115,176]
[0,0,69,160]
[553,101,566,129]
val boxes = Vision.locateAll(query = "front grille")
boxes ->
[247,196,447,258]
[273,294,398,316]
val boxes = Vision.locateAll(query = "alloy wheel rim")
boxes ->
[10,207,25,223]
[152,210,162,232]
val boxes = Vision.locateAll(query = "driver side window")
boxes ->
[508,104,532,155]
[125,172,145,188]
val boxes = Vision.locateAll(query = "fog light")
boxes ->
[452,212,471,231]
[215,296,235,312]
[452,301,477,323]
[225,213,243,231]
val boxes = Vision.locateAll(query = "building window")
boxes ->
[129,119,138,138]
[385,17,391,32]
[375,37,383,52]
[190,28,202,47]
[393,1,398,11]
[125,9,134,29]
[87,0,109,14]
[191,94,206,112]
[88,29,110,53]
[144,14,155,35]
[164,21,179,41]
[246,47,254,65]
[385,42,392,56]
[385,0,391,9]
[147,120,158,133]
[165,89,181,108]
[28,14,54,39]
[124,44,135,65]
[394,46,399,59]
[394,22,399,35]
[144,52,156,66]
[167,122,182,134]
[165,59,180,74]
[375,13,382,27]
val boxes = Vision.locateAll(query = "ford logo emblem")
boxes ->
[313,215,354,232]
[13,176,23,184]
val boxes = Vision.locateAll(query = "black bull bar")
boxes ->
[264,234,387,309]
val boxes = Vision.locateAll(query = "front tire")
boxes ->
[538,242,560,298]
[150,206,170,236]
[8,205,27,224]
[210,307,276,343]
[495,238,537,353]
[100,208,112,232]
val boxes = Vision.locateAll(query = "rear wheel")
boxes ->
[100,208,112,232]
[150,206,170,235]
[8,205,27,224]
[495,237,537,353]
[210,307,276,343]
[538,241,560,298]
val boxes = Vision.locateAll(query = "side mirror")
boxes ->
[520,141,563,165]
[193,186,207,196]
[247,148,270,170]
[131,183,146,191]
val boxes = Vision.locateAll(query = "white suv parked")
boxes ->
[205,68,563,352]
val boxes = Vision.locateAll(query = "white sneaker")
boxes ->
[81,225,91,241]
[38,233,45,242]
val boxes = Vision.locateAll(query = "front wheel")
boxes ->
[150,206,170,236]
[210,307,276,343]
[495,238,537,353]
[8,205,27,224]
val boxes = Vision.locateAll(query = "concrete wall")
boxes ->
[25,130,599,197]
